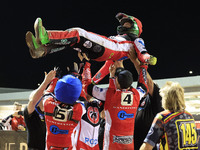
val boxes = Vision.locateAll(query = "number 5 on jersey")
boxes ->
[121,92,133,106]
[53,106,69,122]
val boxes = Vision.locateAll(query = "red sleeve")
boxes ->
[82,62,92,83]
[81,62,92,98]
[109,78,116,89]
[92,60,114,84]
[80,90,87,100]
[46,77,59,93]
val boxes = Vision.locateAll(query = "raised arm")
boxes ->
[136,63,149,99]
[128,49,154,96]
[27,70,56,114]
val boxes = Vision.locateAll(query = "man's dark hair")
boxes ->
[116,69,133,89]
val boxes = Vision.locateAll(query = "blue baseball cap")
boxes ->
[54,75,82,104]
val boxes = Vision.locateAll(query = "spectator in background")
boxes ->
[11,102,25,131]
[24,69,57,150]
[128,48,164,150]
[1,102,25,131]
[140,81,199,150]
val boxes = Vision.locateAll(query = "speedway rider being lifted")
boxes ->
[26,13,157,83]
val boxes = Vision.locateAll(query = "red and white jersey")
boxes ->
[72,28,132,62]
[75,62,103,150]
[48,28,147,62]
[43,96,85,150]
[76,100,103,150]
[89,65,148,150]
[106,79,143,150]
[91,79,143,150]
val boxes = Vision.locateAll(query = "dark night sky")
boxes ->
[0,0,199,89]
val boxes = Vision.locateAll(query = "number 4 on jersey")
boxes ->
[121,92,133,106]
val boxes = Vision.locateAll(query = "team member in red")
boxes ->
[26,13,157,85]
[76,98,104,150]
[36,74,85,150]
[87,60,148,150]
[26,13,156,71]
[72,60,104,150]
[81,62,104,150]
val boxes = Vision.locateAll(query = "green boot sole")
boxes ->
[34,17,50,45]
